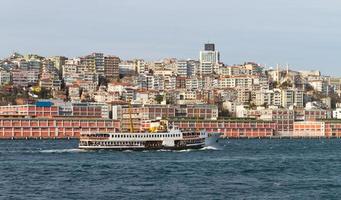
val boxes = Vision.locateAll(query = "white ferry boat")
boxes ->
[79,128,219,150]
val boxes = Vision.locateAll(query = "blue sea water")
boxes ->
[1,139,341,200]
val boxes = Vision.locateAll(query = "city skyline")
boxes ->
[1,0,341,75]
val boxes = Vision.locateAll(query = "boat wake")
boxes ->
[39,149,87,153]
[175,149,194,152]
[156,149,172,152]
[149,146,221,153]
[199,146,220,151]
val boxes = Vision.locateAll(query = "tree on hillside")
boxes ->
[155,94,164,104]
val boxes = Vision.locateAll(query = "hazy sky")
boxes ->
[1,0,341,75]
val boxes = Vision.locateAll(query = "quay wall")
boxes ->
[2,117,341,139]
[0,117,120,139]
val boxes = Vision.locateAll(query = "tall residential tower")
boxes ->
[199,43,220,76]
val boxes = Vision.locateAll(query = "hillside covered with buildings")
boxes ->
[1,43,341,138]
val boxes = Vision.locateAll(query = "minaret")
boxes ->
[276,64,280,82]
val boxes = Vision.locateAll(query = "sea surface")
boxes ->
[1,139,341,200]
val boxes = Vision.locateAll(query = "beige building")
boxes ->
[293,121,325,137]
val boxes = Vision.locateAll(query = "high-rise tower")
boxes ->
[199,43,220,76]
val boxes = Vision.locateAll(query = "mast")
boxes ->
[196,107,199,132]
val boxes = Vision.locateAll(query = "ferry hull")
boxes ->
[79,143,205,151]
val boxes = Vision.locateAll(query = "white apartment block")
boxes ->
[218,76,254,89]
[0,70,11,85]
[281,89,304,108]
[12,69,39,87]
[176,60,189,77]
[186,77,204,90]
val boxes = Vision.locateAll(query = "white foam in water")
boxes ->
[176,149,193,152]
[156,149,172,152]
[40,149,87,153]
[200,146,219,151]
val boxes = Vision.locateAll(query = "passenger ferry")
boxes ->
[79,104,219,150]
[78,127,218,150]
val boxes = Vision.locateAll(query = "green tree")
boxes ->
[155,94,164,104]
